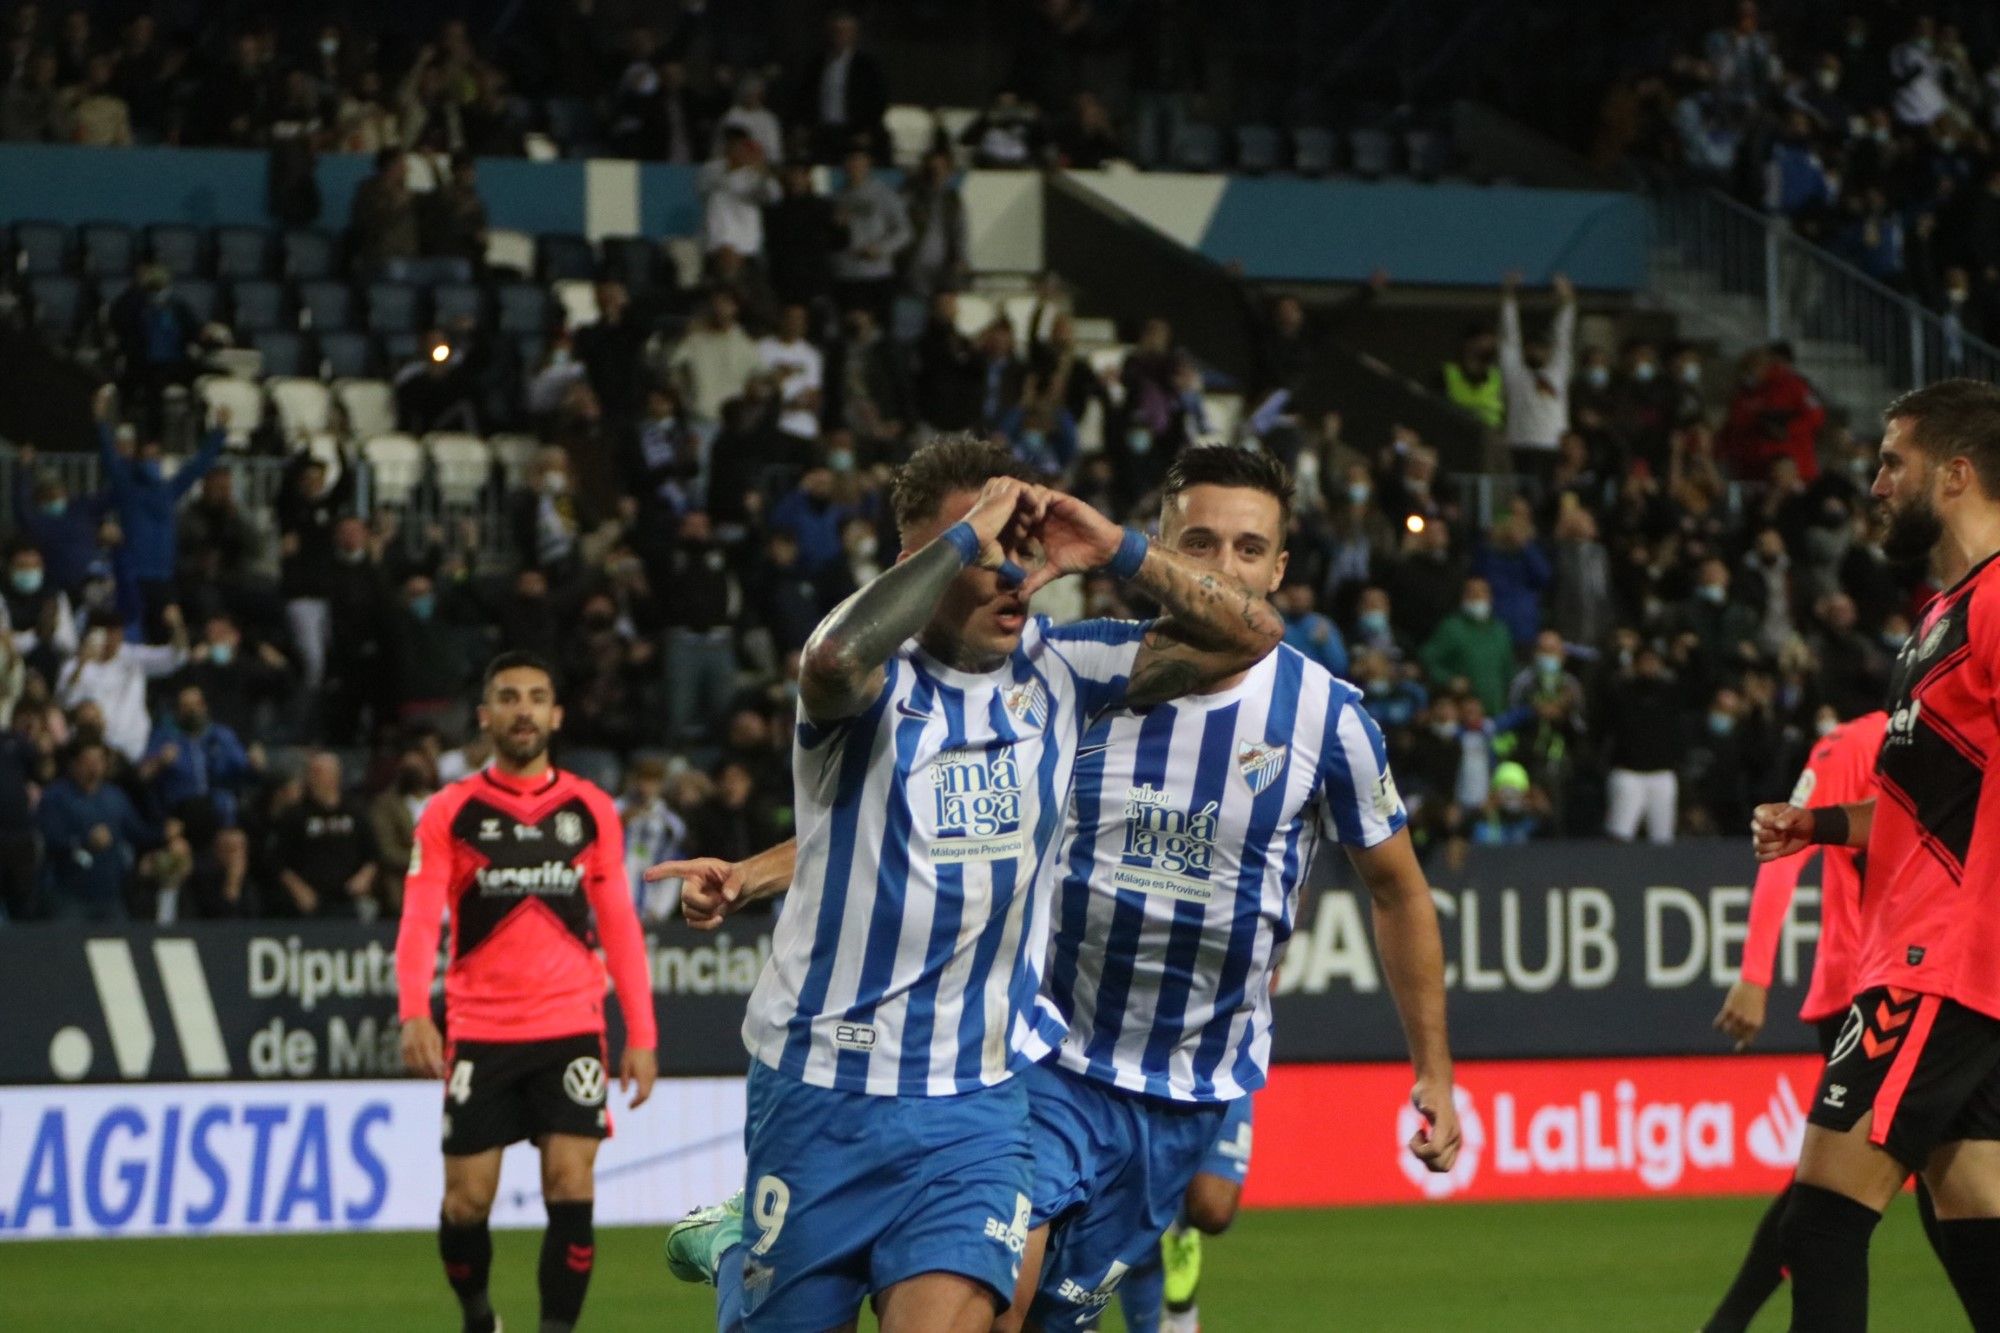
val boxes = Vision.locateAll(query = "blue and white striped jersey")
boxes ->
[744,616,1151,1096]
[1024,645,1407,1102]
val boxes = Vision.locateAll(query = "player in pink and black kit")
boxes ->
[397,652,658,1333]
[1703,710,1948,1331]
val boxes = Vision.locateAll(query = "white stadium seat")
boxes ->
[663,236,705,292]
[333,378,396,442]
[488,433,541,493]
[1199,393,1243,445]
[426,432,492,506]
[196,375,263,448]
[885,104,937,169]
[485,228,536,277]
[553,279,601,331]
[267,377,332,442]
[361,434,425,506]
[302,431,346,486]
[953,292,998,339]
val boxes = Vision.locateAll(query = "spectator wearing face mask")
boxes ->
[276,448,357,696]
[143,683,260,830]
[768,465,855,576]
[1349,585,1416,664]
[1275,578,1348,678]
[1420,577,1516,715]
[368,748,435,917]
[1324,465,1397,601]
[1441,323,1504,430]
[58,607,189,762]
[1497,270,1576,490]
[183,613,291,738]
[1384,516,1465,646]
[1472,500,1552,649]
[1549,499,1615,651]
[1354,647,1428,733]
[97,390,226,636]
[1673,557,1762,672]
[383,573,471,728]
[9,446,108,599]
[38,737,157,921]
[659,510,741,746]
[5,545,79,669]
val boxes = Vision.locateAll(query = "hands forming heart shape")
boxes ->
[956,477,1129,598]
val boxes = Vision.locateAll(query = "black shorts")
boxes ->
[1807,987,2000,1172]
[441,1032,612,1156]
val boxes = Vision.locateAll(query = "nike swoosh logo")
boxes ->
[1075,743,1111,762]
[896,701,931,720]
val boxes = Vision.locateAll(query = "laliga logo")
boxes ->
[1746,1076,1809,1169]
[1395,1086,1484,1199]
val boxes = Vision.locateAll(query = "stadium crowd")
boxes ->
[0,2,1933,929]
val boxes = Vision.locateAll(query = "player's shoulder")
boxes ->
[1277,643,1365,715]
[421,772,484,823]
[552,768,622,820]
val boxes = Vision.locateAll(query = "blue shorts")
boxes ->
[738,1061,1033,1331]
[1197,1093,1254,1185]
[1026,1061,1227,1331]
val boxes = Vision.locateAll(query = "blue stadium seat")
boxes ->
[1348,128,1397,179]
[317,330,378,379]
[406,257,473,286]
[1171,123,1224,172]
[431,282,487,329]
[215,226,274,280]
[365,281,425,334]
[1293,127,1336,176]
[146,223,206,278]
[1406,128,1452,181]
[283,228,338,281]
[12,222,72,275]
[512,332,550,374]
[1235,126,1282,174]
[299,280,356,331]
[27,275,83,337]
[252,330,308,378]
[174,277,220,325]
[380,331,422,368]
[536,234,597,283]
[496,282,552,335]
[228,279,289,333]
[599,237,660,294]
[543,97,596,152]
[79,223,135,278]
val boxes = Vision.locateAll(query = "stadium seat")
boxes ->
[511,333,550,379]
[522,131,560,161]
[12,221,72,275]
[935,106,978,149]
[364,281,424,334]
[485,228,535,277]
[1198,393,1243,445]
[196,375,264,447]
[1235,125,1282,174]
[488,433,541,492]
[431,282,486,329]
[79,223,135,278]
[1348,128,1397,179]
[360,434,425,505]
[268,376,333,440]
[599,236,660,295]
[334,378,397,440]
[228,279,289,333]
[317,331,377,380]
[551,279,600,330]
[299,280,356,331]
[145,223,206,278]
[1406,128,1452,181]
[251,331,310,379]
[301,429,346,480]
[885,104,938,169]
[496,282,552,336]
[26,275,84,337]
[174,278,220,325]
[426,432,492,506]
[380,332,422,368]
[953,292,998,339]
[662,236,704,292]
[214,226,274,280]
[282,228,338,281]
[1292,126,1336,176]
[536,233,597,284]
[1000,295,1038,344]
[542,97,597,151]
[1086,346,1127,383]
[1171,123,1224,172]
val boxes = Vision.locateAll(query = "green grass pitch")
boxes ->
[0,1196,1961,1330]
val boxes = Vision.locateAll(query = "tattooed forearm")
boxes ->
[800,536,968,721]
[1119,544,1284,706]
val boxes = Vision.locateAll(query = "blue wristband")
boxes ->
[939,521,981,566]
[1105,528,1149,581]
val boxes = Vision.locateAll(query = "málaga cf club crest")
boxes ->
[1238,740,1288,796]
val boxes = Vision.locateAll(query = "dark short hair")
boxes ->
[890,434,1034,536]
[1160,445,1295,530]
[482,650,559,699]
[1884,378,2000,498]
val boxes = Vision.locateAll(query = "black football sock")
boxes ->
[439,1214,495,1333]
[1703,1185,1792,1333]
[539,1199,595,1332]
[1778,1183,1879,1333]
[1938,1218,2000,1331]
[1916,1179,1945,1269]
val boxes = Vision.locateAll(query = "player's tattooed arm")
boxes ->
[800,478,1036,721]
[1123,544,1284,707]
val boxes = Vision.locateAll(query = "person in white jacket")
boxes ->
[1498,269,1576,490]
[58,607,188,762]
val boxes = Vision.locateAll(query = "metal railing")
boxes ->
[0,445,516,570]
[1650,184,2000,409]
